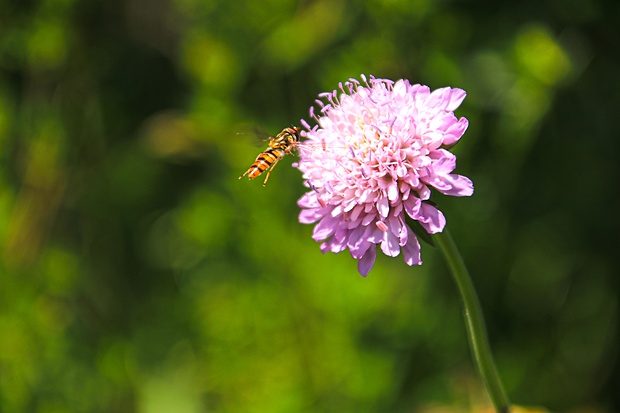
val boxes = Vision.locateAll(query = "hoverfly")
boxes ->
[239,126,302,186]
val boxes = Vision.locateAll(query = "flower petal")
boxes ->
[312,215,339,240]
[380,230,401,257]
[299,208,324,224]
[446,88,466,111]
[426,87,451,110]
[416,202,446,234]
[377,195,390,218]
[357,247,376,277]
[402,227,422,266]
[434,174,474,197]
[443,117,469,146]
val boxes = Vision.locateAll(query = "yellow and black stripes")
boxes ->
[243,147,286,179]
[239,127,300,186]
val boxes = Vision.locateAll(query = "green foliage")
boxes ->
[1,0,619,412]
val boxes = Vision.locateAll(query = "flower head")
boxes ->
[296,75,473,276]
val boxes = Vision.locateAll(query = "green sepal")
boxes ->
[408,219,436,247]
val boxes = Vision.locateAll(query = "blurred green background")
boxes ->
[1,0,618,412]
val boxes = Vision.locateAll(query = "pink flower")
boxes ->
[295,75,473,276]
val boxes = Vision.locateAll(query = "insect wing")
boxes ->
[239,127,299,185]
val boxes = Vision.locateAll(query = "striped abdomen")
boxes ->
[243,147,287,179]
[240,126,300,186]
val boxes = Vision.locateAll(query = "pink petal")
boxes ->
[426,87,451,109]
[334,224,348,243]
[347,224,368,251]
[380,230,400,257]
[404,196,421,218]
[386,214,403,237]
[297,192,320,209]
[299,208,324,224]
[398,220,409,246]
[434,174,474,197]
[446,88,466,111]
[443,117,469,146]
[402,227,422,266]
[377,195,390,218]
[312,216,338,240]
[416,202,446,234]
[351,225,382,258]
[358,247,377,277]
[387,182,399,201]
[431,149,457,174]
[367,226,385,244]
[361,213,376,226]
[349,204,364,221]
[320,237,347,254]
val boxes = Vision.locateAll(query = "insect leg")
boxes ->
[262,156,283,186]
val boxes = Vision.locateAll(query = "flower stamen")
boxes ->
[376,221,389,232]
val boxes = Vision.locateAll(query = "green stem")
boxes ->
[434,230,511,413]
